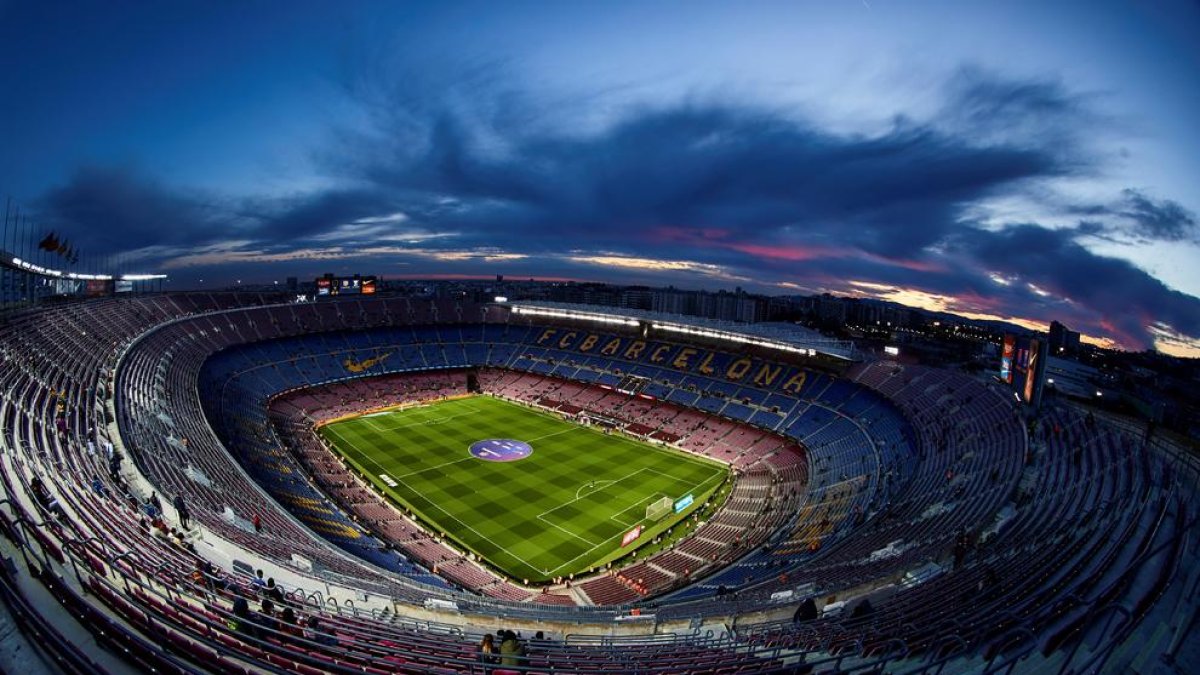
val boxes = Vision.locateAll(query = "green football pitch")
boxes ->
[318,395,729,583]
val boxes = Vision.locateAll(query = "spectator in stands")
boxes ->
[953,531,970,569]
[793,597,819,623]
[265,578,284,603]
[150,518,169,541]
[252,513,262,533]
[254,599,279,637]
[499,630,525,667]
[90,476,107,498]
[229,593,253,638]
[977,565,999,596]
[108,451,122,479]
[191,560,212,590]
[304,616,337,646]
[101,472,125,502]
[251,569,267,590]
[850,598,874,620]
[29,476,64,519]
[279,607,302,638]
[477,633,498,673]
[173,494,191,529]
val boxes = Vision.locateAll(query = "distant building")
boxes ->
[1048,320,1081,356]
[650,287,765,322]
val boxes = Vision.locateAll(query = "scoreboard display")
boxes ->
[315,274,377,296]
[1000,333,1047,408]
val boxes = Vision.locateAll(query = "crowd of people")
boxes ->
[477,628,545,672]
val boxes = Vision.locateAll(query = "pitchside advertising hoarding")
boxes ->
[621,525,644,547]
[673,494,694,513]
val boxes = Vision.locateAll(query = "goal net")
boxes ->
[646,496,673,522]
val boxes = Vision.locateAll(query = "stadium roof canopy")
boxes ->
[1,250,166,282]
[505,301,858,361]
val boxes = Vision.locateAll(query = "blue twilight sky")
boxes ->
[1,1,1199,355]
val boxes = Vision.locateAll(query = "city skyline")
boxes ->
[1,1,1198,355]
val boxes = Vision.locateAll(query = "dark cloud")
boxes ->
[23,67,1200,352]
[36,166,228,253]
[938,67,1100,152]
[35,169,419,256]
[949,223,1200,349]
[243,189,408,244]
[1117,189,1197,242]
[350,101,1066,260]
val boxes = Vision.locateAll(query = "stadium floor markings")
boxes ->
[328,425,550,575]
[536,467,656,521]
[543,529,630,576]
[535,513,602,547]
[541,472,722,577]
[363,403,487,432]
[393,456,474,479]
[524,425,587,443]
[609,492,667,527]
[575,480,615,500]
[321,396,734,580]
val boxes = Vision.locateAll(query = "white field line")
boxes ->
[543,469,728,576]
[363,403,483,432]
[609,492,667,527]
[537,467,653,520]
[536,514,601,547]
[525,426,586,444]
[394,456,475,480]
[328,401,731,579]
[575,480,615,500]
[324,425,550,576]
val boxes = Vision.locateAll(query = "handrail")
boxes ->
[982,625,1038,674]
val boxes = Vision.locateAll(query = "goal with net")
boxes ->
[646,496,673,522]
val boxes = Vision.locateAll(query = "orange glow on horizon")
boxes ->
[843,280,1139,352]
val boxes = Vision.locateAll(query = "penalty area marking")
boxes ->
[536,513,601,548]
[525,426,586,443]
[363,405,482,432]
[357,398,489,429]
[323,425,552,576]
[575,480,615,500]
[539,468,724,576]
[609,492,667,527]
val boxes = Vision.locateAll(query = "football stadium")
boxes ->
[3,3,1200,674]
[0,291,1195,673]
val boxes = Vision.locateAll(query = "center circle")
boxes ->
[469,439,533,462]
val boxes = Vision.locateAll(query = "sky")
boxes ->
[1,1,1198,356]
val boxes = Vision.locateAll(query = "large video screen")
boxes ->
[1000,334,1015,383]
[1001,333,1047,407]
[315,274,376,296]
[1022,338,1041,404]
